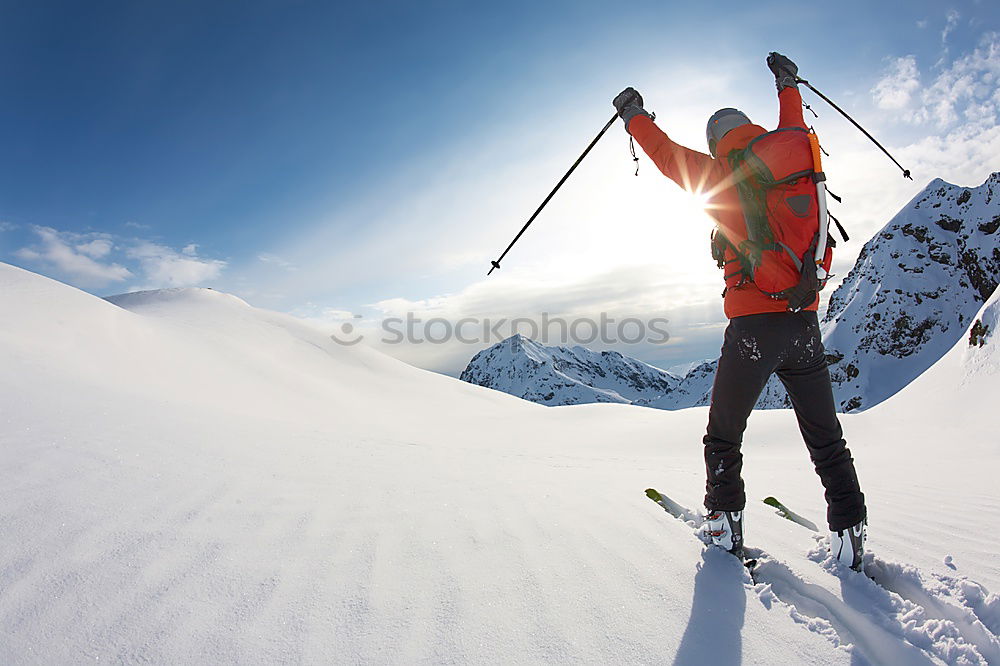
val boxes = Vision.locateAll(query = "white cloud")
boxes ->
[0,221,17,232]
[123,221,150,230]
[11,223,228,291]
[872,55,921,110]
[872,33,1000,128]
[75,238,113,258]
[15,226,132,287]
[899,123,1000,187]
[346,263,727,376]
[916,19,928,29]
[257,253,297,271]
[287,305,360,330]
[321,308,356,320]
[127,241,226,288]
[942,9,960,45]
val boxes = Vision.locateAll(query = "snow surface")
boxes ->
[962,288,1000,384]
[2,261,999,664]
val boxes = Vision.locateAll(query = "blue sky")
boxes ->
[2,1,997,374]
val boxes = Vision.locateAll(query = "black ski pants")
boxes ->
[703,311,866,531]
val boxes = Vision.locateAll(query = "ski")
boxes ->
[644,488,701,523]
[761,497,873,575]
[645,488,758,572]
[762,496,819,532]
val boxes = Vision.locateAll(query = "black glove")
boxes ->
[767,52,799,91]
[613,87,650,132]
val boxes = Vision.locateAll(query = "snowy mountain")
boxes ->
[640,358,792,410]
[462,337,791,410]
[459,333,680,406]
[3,261,1000,664]
[821,172,1000,411]
[463,174,1000,413]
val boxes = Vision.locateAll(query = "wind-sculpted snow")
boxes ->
[2,261,999,663]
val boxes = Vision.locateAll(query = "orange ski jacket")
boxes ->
[628,87,818,318]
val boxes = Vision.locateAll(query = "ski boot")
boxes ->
[705,509,744,558]
[831,519,866,572]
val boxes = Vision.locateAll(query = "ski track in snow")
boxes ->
[744,528,1000,665]
[751,554,937,665]
[865,558,1000,664]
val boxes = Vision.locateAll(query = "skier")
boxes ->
[613,53,867,570]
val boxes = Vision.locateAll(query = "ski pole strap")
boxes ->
[628,111,654,177]
[825,187,843,204]
[796,77,913,180]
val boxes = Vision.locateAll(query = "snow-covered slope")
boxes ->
[459,333,680,406]
[822,172,1000,411]
[2,262,999,664]
[962,288,1000,386]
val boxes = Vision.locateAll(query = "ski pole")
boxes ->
[487,98,633,276]
[796,77,912,180]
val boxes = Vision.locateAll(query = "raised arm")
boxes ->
[768,52,807,129]
[611,87,721,195]
[628,115,721,195]
[777,86,806,129]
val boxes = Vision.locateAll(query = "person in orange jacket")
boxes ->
[614,53,867,570]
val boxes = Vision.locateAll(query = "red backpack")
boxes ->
[711,126,839,311]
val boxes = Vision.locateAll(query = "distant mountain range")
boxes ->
[461,173,1000,412]
[459,334,682,406]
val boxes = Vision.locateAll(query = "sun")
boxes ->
[688,191,712,213]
